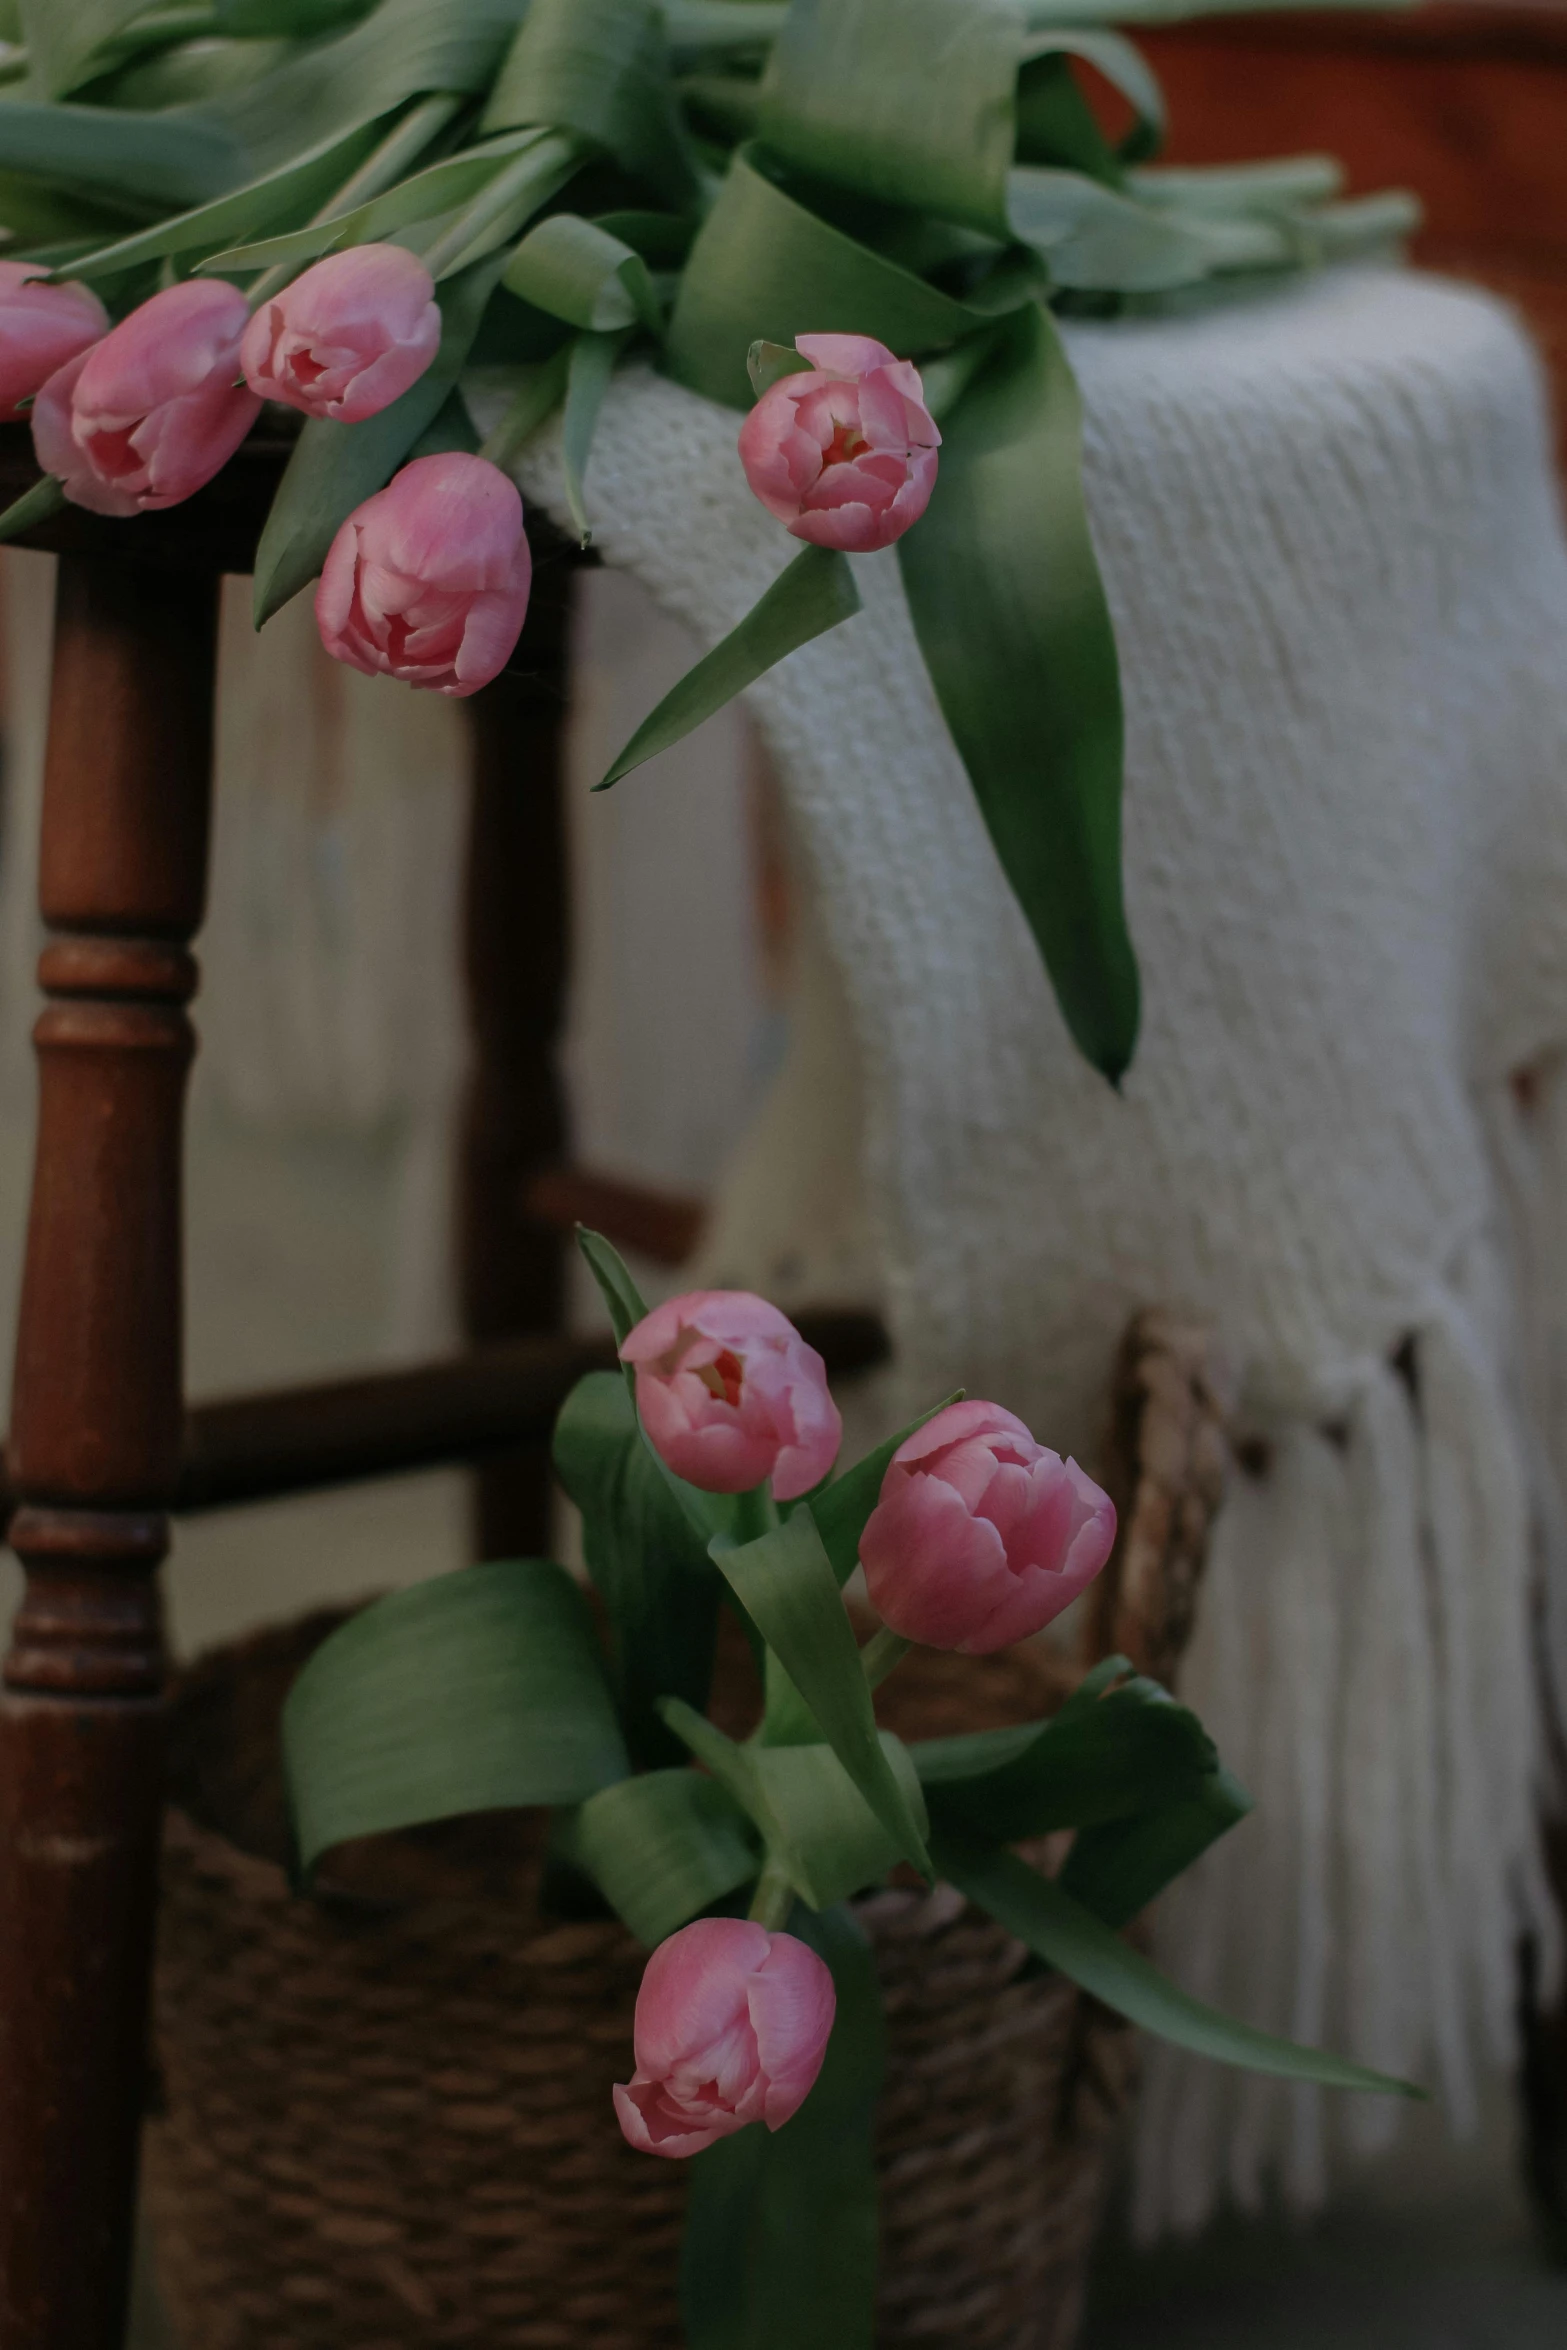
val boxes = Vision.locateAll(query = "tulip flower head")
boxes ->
[858,1399,1116,1654]
[241,244,441,424]
[614,1918,836,2159]
[315,451,532,697]
[738,332,940,554]
[0,263,107,423]
[619,1289,841,1501]
[31,277,260,516]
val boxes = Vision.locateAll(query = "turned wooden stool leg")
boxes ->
[458,537,576,1560]
[0,555,216,2350]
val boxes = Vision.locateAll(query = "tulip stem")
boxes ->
[860,1627,913,1690]
[246,93,467,310]
[747,1856,796,1932]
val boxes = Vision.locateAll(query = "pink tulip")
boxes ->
[0,264,107,422]
[241,244,441,424]
[314,451,531,697]
[614,1918,835,2159]
[858,1399,1116,1655]
[31,278,260,517]
[737,332,940,554]
[619,1289,841,1501]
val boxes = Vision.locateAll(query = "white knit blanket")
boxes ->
[505,266,1567,2229]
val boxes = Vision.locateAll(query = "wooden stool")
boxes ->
[0,431,884,2350]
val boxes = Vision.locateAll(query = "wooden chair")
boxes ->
[0,430,885,2350]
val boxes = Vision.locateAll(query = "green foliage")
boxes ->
[933,1832,1425,2098]
[554,1768,758,1944]
[898,301,1139,1079]
[708,1507,932,1881]
[552,1368,722,1768]
[597,543,861,789]
[282,1560,630,1879]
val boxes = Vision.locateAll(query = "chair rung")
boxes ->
[0,1310,889,1524]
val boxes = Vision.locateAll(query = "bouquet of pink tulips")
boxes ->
[283,1228,1415,2340]
[0,0,1416,1084]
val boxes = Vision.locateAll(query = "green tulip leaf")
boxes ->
[553,1368,723,1766]
[661,1697,925,1910]
[665,144,992,411]
[60,116,387,284]
[561,323,635,543]
[200,127,577,281]
[933,1832,1426,2098]
[504,212,661,333]
[597,543,861,790]
[897,299,1140,1082]
[282,1559,631,1881]
[0,98,241,212]
[707,1507,932,1880]
[554,1767,759,1944]
[756,0,1020,237]
[1060,1763,1252,1928]
[483,0,699,209]
[683,1903,882,2350]
[0,475,66,548]
[914,1671,1221,1844]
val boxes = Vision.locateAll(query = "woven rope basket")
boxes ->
[144,1313,1226,2350]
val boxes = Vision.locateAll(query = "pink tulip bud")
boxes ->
[858,1399,1116,1655]
[314,451,532,697]
[614,1918,836,2159]
[738,332,940,555]
[619,1289,842,1501]
[31,278,260,517]
[0,263,107,423]
[241,244,441,424]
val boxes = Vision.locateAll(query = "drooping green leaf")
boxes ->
[665,143,993,411]
[576,1221,651,1348]
[252,252,504,624]
[914,1673,1219,1844]
[482,0,699,209]
[282,1560,631,1879]
[683,1903,882,2350]
[1008,164,1285,290]
[897,299,1140,1082]
[661,1697,923,1910]
[1061,1764,1251,1927]
[554,1767,758,1944]
[597,543,860,790]
[504,212,660,333]
[0,100,241,212]
[708,1507,932,1879]
[62,117,387,284]
[808,1393,960,1587]
[200,127,576,280]
[553,1369,722,1766]
[20,0,151,98]
[196,0,530,173]
[1018,32,1167,172]
[757,0,1020,236]
[1015,52,1121,184]
[932,1832,1424,2097]
[560,323,634,542]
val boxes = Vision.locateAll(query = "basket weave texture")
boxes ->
[145,1312,1224,2350]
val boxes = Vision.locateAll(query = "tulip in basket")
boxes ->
[235,1230,1415,2347]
